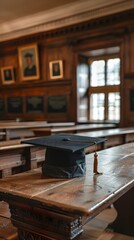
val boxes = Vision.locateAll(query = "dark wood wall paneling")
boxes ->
[0,9,134,125]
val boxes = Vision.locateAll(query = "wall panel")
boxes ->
[0,9,134,125]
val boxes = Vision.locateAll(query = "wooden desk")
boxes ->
[78,127,134,150]
[33,123,116,136]
[0,143,45,178]
[0,121,75,140]
[0,121,46,140]
[0,143,133,239]
[0,131,6,141]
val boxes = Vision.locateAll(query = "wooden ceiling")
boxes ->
[0,0,79,24]
[0,0,133,42]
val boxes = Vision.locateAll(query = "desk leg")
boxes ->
[108,187,134,237]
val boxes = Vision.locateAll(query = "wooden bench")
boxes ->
[0,132,6,141]
[78,127,134,152]
[0,127,134,179]
[33,123,116,136]
[33,127,134,154]
[0,121,75,140]
[0,142,45,178]
[0,142,133,239]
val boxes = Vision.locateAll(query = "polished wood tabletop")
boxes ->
[78,127,134,137]
[78,127,134,148]
[0,143,133,239]
[0,143,133,213]
[0,121,75,140]
[0,121,75,129]
[33,123,116,136]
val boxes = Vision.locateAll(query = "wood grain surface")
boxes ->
[0,142,133,239]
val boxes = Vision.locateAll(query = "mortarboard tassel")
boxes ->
[63,138,102,175]
[93,142,102,175]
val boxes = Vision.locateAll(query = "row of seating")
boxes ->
[0,122,115,140]
[0,125,134,239]
[0,127,134,179]
[0,140,45,178]
[0,142,133,239]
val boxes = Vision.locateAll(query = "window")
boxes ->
[108,92,120,120]
[107,58,120,85]
[90,60,105,86]
[90,93,105,120]
[89,56,120,121]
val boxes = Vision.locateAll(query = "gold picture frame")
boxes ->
[49,60,63,80]
[18,44,40,81]
[1,66,15,84]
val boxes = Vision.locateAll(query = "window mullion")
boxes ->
[105,93,108,120]
[105,60,107,85]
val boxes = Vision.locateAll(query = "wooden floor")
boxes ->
[0,201,17,240]
[0,202,133,239]
[78,206,133,240]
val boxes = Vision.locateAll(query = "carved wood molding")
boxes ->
[10,203,83,239]
[0,9,134,48]
[0,0,134,42]
[0,80,72,91]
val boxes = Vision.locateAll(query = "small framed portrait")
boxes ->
[49,60,63,80]
[1,66,15,84]
[18,44,40,81]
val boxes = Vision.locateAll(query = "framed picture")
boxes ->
[26,96,44,113]
[7,97,23,114]
[47,95,67,113]
[18,44,40,81]
[49,60,63,80]
[1,66,15,84]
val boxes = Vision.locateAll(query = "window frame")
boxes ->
[88,54,120,121]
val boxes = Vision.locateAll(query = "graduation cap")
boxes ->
[22,134,106,178]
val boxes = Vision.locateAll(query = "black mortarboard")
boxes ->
[25,52,33,58]
[22,134,106,178]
